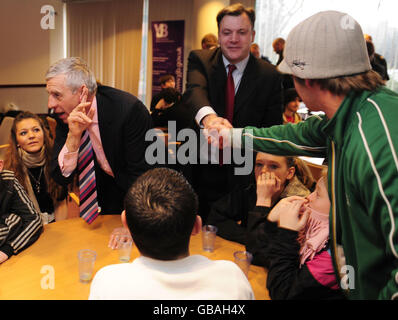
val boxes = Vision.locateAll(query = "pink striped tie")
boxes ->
[78,131,99,224]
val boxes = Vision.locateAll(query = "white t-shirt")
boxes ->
[88,255,254,300]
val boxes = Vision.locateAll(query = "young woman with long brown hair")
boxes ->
[4,111,66,223]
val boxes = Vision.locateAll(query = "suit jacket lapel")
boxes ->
[209,50,227,116]
[96,92,114,170]
[234,55,257,115]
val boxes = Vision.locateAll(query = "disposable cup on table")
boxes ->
[202,225,218,252]
[234,251,253,278]
[117,234,133,263]
[109,227,130,249]
[77,249,96,283]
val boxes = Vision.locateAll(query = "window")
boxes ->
[255,0,398,92]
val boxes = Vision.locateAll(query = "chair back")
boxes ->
[0,116,14,145]
[46,116,57,141]
[302,160,327,181]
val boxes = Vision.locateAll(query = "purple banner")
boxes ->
[151,20,185,97]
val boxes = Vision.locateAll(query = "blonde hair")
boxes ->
[286,157,316,190]
[320,167,328,188]
[201,33,218,49]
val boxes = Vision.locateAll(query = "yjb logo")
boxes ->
[154,23,168,38]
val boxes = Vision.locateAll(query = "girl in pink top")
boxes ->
[265,172,345,299]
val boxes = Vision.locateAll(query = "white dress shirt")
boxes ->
[194,54,250,126]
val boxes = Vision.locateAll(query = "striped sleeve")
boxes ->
[0,171,43,256]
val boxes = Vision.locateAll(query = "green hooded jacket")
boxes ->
[233,87,398,300]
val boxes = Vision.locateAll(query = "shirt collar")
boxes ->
[90,96,99,124]
[222,54,250,74]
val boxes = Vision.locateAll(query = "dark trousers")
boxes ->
[95,166,126,215]
[191,163,253,224]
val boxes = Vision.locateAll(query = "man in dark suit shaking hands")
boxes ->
[46,57,152,222]
[182,3,283,222]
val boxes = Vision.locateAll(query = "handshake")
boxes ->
[201,114,235,149]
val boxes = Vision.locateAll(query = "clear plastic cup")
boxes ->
[234,251,253,278]
[202,225,218,252]
[117,234,133,263]
[78,249,96,283]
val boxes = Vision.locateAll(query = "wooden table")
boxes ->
[0,215,269,300]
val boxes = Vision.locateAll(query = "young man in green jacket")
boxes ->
[217,11,398,299]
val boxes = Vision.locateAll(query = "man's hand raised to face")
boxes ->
[65,87,94,152]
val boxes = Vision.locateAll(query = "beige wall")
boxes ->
[0,86,49,114]
[0,0,48,85]
[192,0,229,49]
[0,0,64,113]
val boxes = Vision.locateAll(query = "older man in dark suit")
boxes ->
[46,57,152,222]
[182,3,283,222]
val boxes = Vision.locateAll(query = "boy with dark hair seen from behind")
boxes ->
[89,167,254,300]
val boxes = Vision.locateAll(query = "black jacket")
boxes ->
[0,170,43,257]
[207,184,256,246]
[247,206,345,300]
[50,85,153,214]
[182,48,284,220]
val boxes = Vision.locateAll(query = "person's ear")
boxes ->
[286,166,295,180]
[191,215,202,236]
[78,85,89,103]
[251,30,255,42]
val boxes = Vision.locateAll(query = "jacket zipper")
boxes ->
[330,140,349,296]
